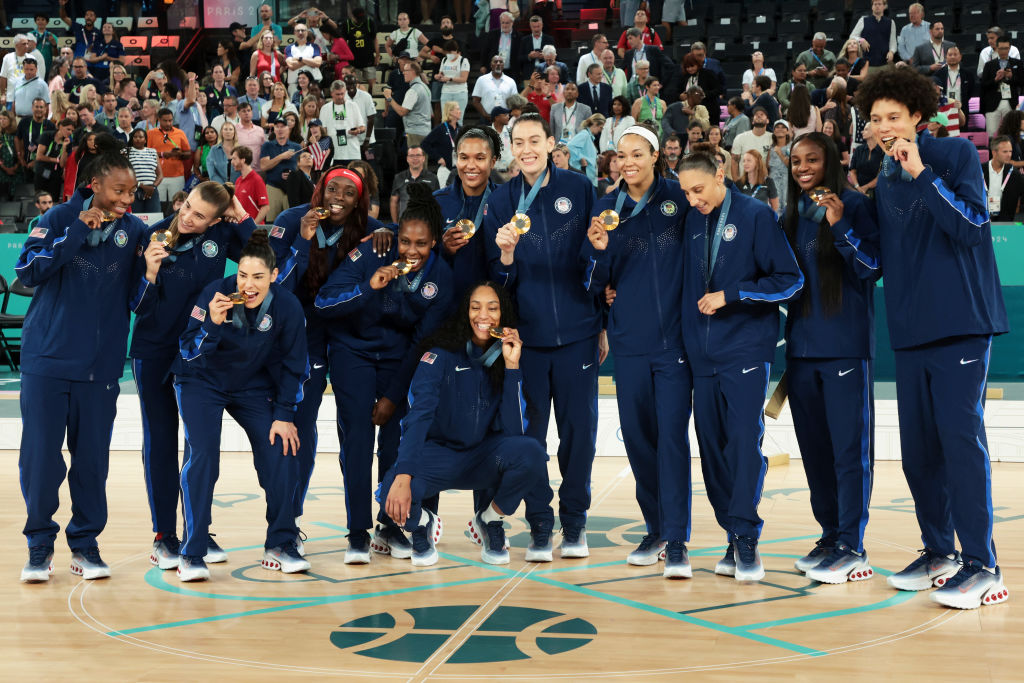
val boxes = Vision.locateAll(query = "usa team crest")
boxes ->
[421,282,438,299]
[554,197,572,214]
[661,201,677,216]
[114,230,128,247]
[258,314,273,332]
[723,225,737,241]
[202,240,218,257]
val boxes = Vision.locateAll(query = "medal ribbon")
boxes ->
[613,178,656,223]
[516,166,548,215]
[164,236,198,264]
[466,340,503,368]
[704,186,733,289]
[316,224,344,248]
[233,289,274,330]
[799,194,827,223]
[82,196,119,246]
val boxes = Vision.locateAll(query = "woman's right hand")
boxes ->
[385,474,413,527]
[79,207,106,229]
[604,284,616,306]
[143,240,169,283]
[588,216,609,251]
[441,225,468,255]
[369,264,399,290]
[207,292,234,325]
[495,223,520,263]
[300,208,321,240]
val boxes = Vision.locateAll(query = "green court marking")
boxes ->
[739,590,918,631]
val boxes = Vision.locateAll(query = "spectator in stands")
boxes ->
[660,0,687,42]
[983,135,1024,221]
[787,84,821,138]
[820,119,849,165]
[205,65,237,120]
[624,29,668,83]
[911,21,953,76]
[172,78,208,151]
[0,110,21,198]
[683,120,705,155]
[305,121,334,179]
[386,12,429,62]
[617,9,663,59]
[535,46,569,85]
[238,77,268,127]
[523,72,556,121]
[768,121,791,214]
[134,99,158,132]
[934,46,974,116]
[567,113,604,184]
[680,54,720,126]
[596,150,619,194]
[241,3,284,49]
[663,86,705,143]
[320,24,354,83]
[64,131,97,199]
[347,160,380,218]
[321,79,366,164]
[743,75,779,125]
[933,82,963,136]
[737,149,778,212]
[211,96,241,136]
[707,125,723,153]
[821,77,853,149]
[49,57,70,95]
[286,24,323,97]
[251,31,287,85]
[599,96,635,153]
[731,106,772,180]
[207,122,238,184]
[229,22,251,71]
[721,97,750,151]
[897,3,930,62]
[1,36,32,109]
[79,84,101,114]
[796,33,838,91]
[64,57,107,105]
[95,92,119,128]
[631,78,666,134]
[488,0,510,30]
[980,36,1024,136]
[59,1,100,58]
[261,81,299,133]
[215,40,241,89]
[194,126,219,179]
[139,68,169,103]
[286,151,315,207]
[521,15,555,76]
[75,103,111,143]
[661,135,682,179]
[834,59,863,99]
[421,101,462,171]
[849,1,895,71]
[260,119,301,220]
[296,95,319,138]
[13,58,49,119]
[848,122,884,196]
[16,98,54,176]
[778,63,811,115]
[601,49,628,99]
[577,35,610,85]
[388,62,432,148]
[552,82,593,144]
[110,107,134,145]
[148,108,191,210]
[579,64,613,117]
[625,61,653,103]
[690,43,727,104]
[31,14,58,77]
[343,72,376,142]
[472,56,518,125]
[436,40,470,126]
[86,23,125,83]
[978,27,1021,77]
[742,52,777,97]
[551,142,572,170]
[287,7,338,51]
[232,145,269,223]
[484,12,522,82]
[425,16,456,120]
[391,147,439,219]
[236,101,267,168]
[491,106,514,180]
[25,190,52,233]
[34,117,72,197]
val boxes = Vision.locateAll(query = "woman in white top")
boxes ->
[261,81,299,132]
[385,12,428,60]
[786,83,820,139]
[598,95,635,153]
[741,51,777,95]
[436,40,470,126]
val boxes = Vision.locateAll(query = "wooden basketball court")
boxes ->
[3,446,1021,680]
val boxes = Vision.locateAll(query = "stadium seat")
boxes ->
[967,113,986,131]
[964,131,989,149]
[978,148,990,164]
[137,17,160,30]
[0,202,22,220]
[121,36,148,50]
[968,97,980,114]
[580,8,606,23]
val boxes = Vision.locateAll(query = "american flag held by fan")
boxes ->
[310,137,331,170]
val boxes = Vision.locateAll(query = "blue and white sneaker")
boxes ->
[805,544,873,584]
[663,541,692,579]
[21,546,54,583]
[371,522,413,560]
[177,555,210,582]
[475,512,510,565]
[794,538,835,573]
[560,525,589,558]
[715,542,736,576]
[931,562,1009,609]
[262,542,311,573]
[345,529,372,565]
[467,515,510,549]
[733,536,765,582]
[627,533,666,566]
[205,534,228,564]
[525,523,553,563]
[150,533,181,570]
[70,547,111,580]
[887,549,961,591]
[295,529,307,557]
[411,510,442,567]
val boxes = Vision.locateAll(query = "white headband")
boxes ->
[619,125,660,152]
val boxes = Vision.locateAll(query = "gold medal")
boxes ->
[599,209,620,231]
[228,292,247,305]
[150,230,171,246]
[312,206,331,219]
[392,259,413,275]
[488,326,504,339]
[101,210,118,222]
[808,186,832,203]
[455,218,476,238]
[511,213,531,234]
[880,137,898,152]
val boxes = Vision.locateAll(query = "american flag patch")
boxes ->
[269,226,286,239]
[348,248,361,262]
[190,306,206,322]
[420,352,437,364]
[30,227,48,238]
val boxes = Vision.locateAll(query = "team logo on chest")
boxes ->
[114,229,128,247]
[661,201,677,216]
[258,314,273,332]
[723,224,737,242]
[421,282,438,299]
[202,240,218,257]
[554,197,572,214]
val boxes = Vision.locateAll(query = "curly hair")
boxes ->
[302,165,370,299]
[852,65,938,122]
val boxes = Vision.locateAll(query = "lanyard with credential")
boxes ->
[466,340,502,368]
[704,187,733,291]
[233,289,274,330]
[613,179,656,224]
[517,166,548,215]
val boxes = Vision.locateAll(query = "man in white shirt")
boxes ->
[897,3,930,62]
[319,79,366,163]
[600,49,628,99]
[0,35,32,106]
[285,24,323,96]
[344,72,376,142]
[576,34,609,84]
[211,96,241,135]
[977,27,1022,77]
[730,106,772,179]
[471,56,518,124]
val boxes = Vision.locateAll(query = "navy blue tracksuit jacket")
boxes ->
[435,178,495,298]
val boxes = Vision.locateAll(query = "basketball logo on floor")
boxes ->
[330,605,596,662]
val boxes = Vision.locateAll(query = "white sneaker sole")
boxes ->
[344,549,371,565]
[807,561,874,585]
[204,549,228,564]
[481,549,510,565]
[932,582,1009,609]
[21,563,54,583]
[261,557,311,574]
[150,551,180,570]
[715,561,736,577]
[628,545,666,566]
[412,549,438,567]
[177,566,210,582]
[371,534,413,560]
[525,546,553,562]
[70,561,110,580]
[560,543,589,559]
[664,564,693,579]
[887,566,960,591]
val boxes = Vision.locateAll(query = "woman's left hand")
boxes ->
[361,229,392,257]
[697,290,727,315]
[500,327,522,369]
[818,192,845,226]
[371,397,397,426]
[269,420,300,456]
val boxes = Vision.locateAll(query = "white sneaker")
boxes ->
[177,556,210,582]
[21,547,54,583]
[262,543,311,574]
[70,549,111,580]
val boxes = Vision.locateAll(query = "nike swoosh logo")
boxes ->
[313,363,325,370]
[455,366,470,372]
[692,233,702,240]
[742,367,758,374]
[445,218,455,224]
[678,358,686,364]
[960,358,979,365]
[582,363,593,370]
[838,368,854,376]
